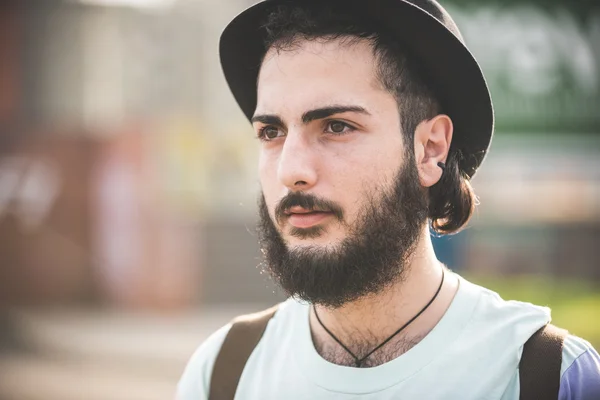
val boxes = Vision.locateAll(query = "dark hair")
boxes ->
[261,3,476,235]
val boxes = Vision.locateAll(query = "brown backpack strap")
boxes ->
[519,323,568,400]
[209,304,279,400]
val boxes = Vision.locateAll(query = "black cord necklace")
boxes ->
[314,268,445,368]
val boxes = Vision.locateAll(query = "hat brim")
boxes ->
[219,0,494,178]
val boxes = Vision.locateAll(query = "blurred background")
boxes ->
[0,0,598,399]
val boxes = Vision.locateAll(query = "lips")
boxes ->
[285,208,333,229]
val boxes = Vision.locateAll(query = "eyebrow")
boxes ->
[302,106,370,124]
[251,105,370,127]
[250,114,284,126]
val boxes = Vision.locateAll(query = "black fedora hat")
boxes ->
[219,0,494,178]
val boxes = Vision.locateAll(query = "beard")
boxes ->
[257,150,429,309]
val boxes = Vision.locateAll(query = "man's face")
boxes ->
[255,39,406,246]
[254,38,428,306]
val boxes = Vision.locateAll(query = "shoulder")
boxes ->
[176,300,300,400]
[461,278,599,399]
[463,278,600,399]
[559,335,600,400]
[462,277,551,319]
[176,323,232,400]
[459,277,551,336]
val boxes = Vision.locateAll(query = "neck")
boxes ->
[310,226,459,367]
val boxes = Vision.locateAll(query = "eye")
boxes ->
[325,120,354,134]
[258,126,284,141]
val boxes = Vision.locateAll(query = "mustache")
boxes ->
[274,192,344,225]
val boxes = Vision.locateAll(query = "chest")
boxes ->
[234,342,520,400]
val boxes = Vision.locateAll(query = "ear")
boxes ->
[413,114,453,188]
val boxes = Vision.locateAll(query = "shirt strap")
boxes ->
[209,304,280,400]
[519,323,569,400]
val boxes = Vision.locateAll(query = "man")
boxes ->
[178,0,600,399]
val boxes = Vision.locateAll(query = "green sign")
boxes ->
[448,3,600,132]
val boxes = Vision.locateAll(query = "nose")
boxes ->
[277,130,318,191]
